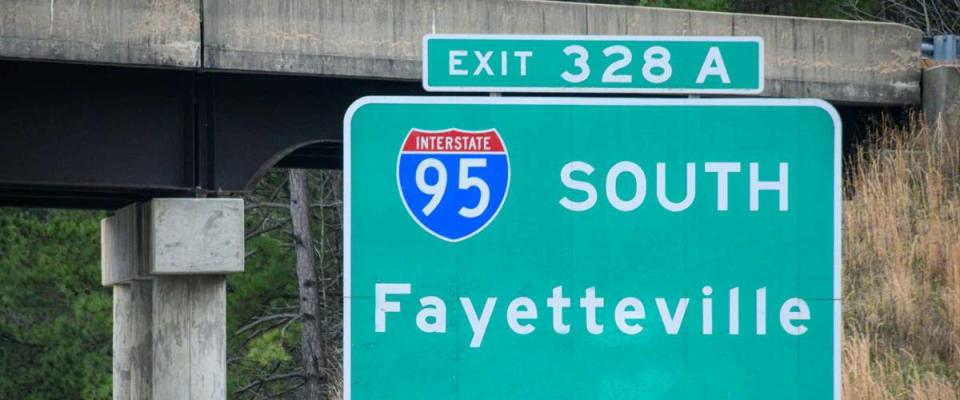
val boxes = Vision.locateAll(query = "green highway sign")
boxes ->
[344,97,840,399]
[422,34,764,94]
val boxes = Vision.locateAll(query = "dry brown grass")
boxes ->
[843,115,960,400]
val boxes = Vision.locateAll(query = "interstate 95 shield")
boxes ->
[396,128,510,242]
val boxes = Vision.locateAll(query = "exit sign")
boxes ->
[422,34,764,94]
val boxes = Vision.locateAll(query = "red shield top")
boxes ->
[401,129,505,153]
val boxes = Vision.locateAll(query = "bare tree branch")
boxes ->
[236,313,300,335]
[233,372,306,396]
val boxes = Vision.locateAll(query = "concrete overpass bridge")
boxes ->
[0,0,940,210]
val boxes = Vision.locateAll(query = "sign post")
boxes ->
[344,97,840,399]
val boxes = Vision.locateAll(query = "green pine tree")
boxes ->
[0,209,111,400]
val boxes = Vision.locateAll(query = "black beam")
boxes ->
[205,72,423,191]
[0,60,196,193]
[0,59,906,210]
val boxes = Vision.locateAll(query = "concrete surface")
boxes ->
[145,198,244,275]
[0,0,200,67]
[203,0,922,105]
[923,65,960,136]
[152,276,227,400]
[1,0,923,105]
[101,203,144,286]
[111,281,154,400]
[113,285,133,400]
[102,198,244,399]
[129,281,154,400]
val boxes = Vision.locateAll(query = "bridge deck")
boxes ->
[1,0,923,106]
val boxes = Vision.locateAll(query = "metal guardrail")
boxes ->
[922,35,958,62]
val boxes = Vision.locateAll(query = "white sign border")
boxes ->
[421,34,765,94]
[343,96,841,400]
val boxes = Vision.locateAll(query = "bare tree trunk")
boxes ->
[288,169,325,398]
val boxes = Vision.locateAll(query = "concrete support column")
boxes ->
[152,276,227,399]
[129,280,154,399]
[112,285,133,398]
[109,281,153,400]
[923,65,960,137]
[102,198,244,400]
[103,203,147,400]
